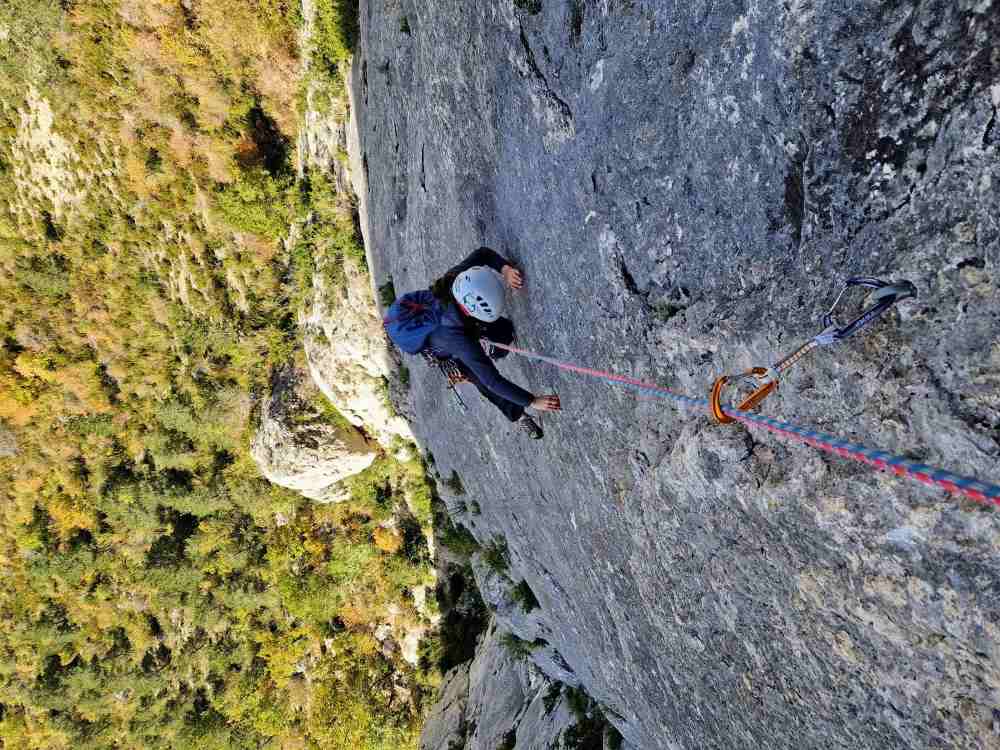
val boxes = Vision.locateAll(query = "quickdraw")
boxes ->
[710,277,917,424]
[421,351,468,411]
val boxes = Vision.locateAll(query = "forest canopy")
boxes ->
[0,1,438,748]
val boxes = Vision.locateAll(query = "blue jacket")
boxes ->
[424,248,534,407]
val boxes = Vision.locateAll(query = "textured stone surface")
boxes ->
[302,257,414,448]
[251,367,377,502]
[295,0,412,452]
[420,661,471,750]
[0,422,17,458]
[355,1,1000,748]
[420,618,582,750]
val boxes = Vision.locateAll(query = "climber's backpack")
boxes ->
[383,290,443,354]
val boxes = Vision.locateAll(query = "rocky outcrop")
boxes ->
[355,1,1000,748]
[302,258,413,447]
[294,0,412,451]
[251,366,376,503]
[255,0,410,500]
[420,618,597,750]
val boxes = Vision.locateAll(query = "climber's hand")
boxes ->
[501,264,524,290]
[531,394,561,412]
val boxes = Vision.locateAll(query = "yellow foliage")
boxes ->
[123,151,152,199]
[46,497,95,539]
[373,526,402,554]
[52,361,112,414]
[13,352,55,384]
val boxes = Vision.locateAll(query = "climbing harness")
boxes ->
[481,276,1000,508]
[709,277,917,424]
[421,351,468,411]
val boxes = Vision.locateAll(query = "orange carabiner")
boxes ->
[710,367,777,424]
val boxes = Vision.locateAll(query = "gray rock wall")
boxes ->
[354,1,1000,748]
[420,617,594,750]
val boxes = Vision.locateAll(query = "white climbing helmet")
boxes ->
[451,266,506,322]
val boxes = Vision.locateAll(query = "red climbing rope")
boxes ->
[486,340,1000,508]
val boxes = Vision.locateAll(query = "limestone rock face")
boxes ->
[355,1,1000,748]
[419,618,583,750]
[251,367,376,503]
[302,260,413,448]
[418,662,470,750]
[294,0,411,453]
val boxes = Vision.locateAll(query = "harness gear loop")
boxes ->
[709,277,916,424]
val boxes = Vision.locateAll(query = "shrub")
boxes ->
[482,535,510,575]
[314,0,360,71]
[443,470,465,495]
[437,517,479,558]
[543,682,563,714]
[561,686,623,750]
[500,632,544,659]
[378,278,397,307]
[511,579,539,612]
[214,166,294,238]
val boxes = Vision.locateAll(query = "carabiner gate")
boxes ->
[710,276,916,424]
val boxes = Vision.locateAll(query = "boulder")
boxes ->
[251,367,376,503]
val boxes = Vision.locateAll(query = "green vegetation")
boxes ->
[562,686,624,750]
[543,682,564,713]
[315,0,361,73]
[433,496,480,558]
[483,535,511,575]
[498,728,517,750]
[379,278,398,307]
[444,470,466,495]
[499,632,544,659]
[511,579,540,612]
[0,0,442,748]
[424,563,489,673]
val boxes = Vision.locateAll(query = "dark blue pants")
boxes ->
[459,317,524,422]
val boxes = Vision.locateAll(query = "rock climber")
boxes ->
[387,247,561,439]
